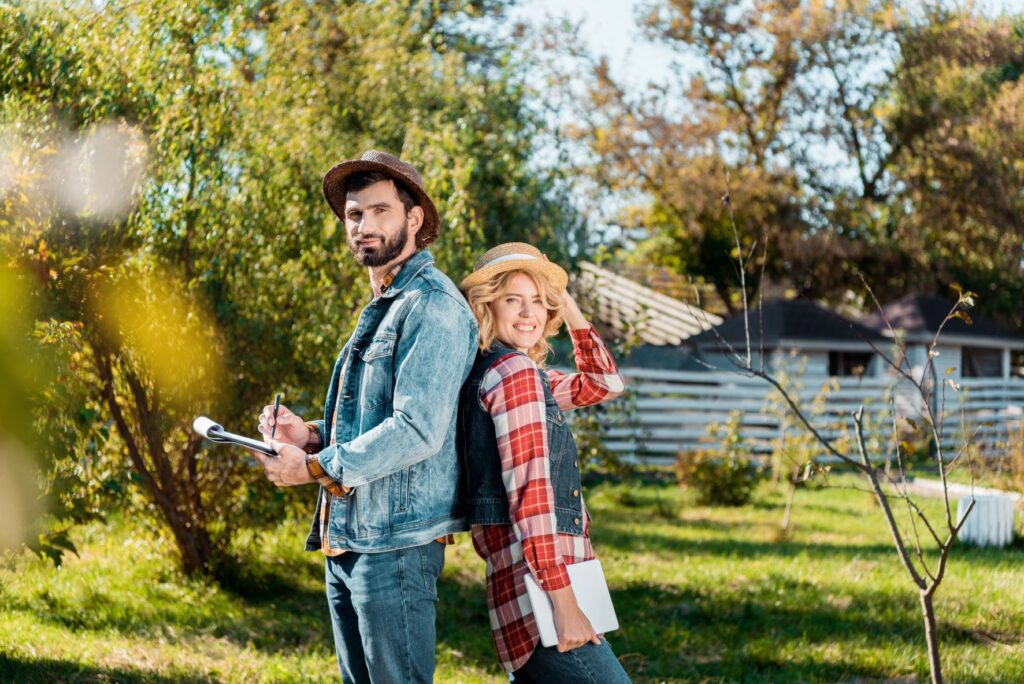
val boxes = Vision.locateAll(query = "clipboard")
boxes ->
[193,416,277,457]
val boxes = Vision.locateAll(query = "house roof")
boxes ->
[685,298,885,350]
[861,294,1024,344]
[572,261,723,346]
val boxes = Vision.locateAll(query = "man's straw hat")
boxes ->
[322,150,440,246]
[459,243,568,294]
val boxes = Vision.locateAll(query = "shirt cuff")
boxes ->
[532,563,571,592]
[306,454,350,497]
[568,324,596,344]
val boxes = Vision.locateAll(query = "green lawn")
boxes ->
[2,476,1022,683]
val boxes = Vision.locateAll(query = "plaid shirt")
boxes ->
[470,325,624,673]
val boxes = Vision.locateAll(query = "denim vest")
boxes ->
[457,345,585,536]
[304,250,478,552]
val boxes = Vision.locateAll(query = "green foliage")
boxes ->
[675,411,763,506]
[0,0,579,574]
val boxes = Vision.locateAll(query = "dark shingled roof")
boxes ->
[686,299,885,349]
[861,295,1023,341]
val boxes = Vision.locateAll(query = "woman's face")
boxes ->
[489,272,549,353]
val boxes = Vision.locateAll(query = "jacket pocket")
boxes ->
[358,334,396,410]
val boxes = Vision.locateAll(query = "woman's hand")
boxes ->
[548,585,601,652]
[539,253,588,331]
[257,404,310,448]
[561,289,590,331]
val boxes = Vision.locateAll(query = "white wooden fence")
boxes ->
[593,368,1024,465]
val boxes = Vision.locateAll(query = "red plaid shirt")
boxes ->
[469,325,624,673]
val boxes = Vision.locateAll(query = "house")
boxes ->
[570,267,1024,462]
[683,298,888,378]
[860,294,1024,380]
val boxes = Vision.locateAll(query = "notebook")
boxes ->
[522,558,619,647]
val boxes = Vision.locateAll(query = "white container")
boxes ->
[957,494,1016,548]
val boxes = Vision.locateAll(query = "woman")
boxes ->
[458,243,632,683]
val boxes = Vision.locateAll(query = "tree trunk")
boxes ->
[93,342,217,577]
[162,500,215,576]
[920,590,943,684]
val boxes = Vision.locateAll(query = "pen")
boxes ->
[271,393,281,439]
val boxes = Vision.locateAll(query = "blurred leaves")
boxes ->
[94,267,225,409]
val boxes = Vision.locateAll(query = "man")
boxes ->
[252,150,478,683]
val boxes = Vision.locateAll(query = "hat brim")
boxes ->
[322,159,441,246]
[459,259,568,295]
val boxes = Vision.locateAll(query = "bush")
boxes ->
[675,448,762,506]
[978,424,1024,498]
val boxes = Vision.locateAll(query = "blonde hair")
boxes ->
[464,269,565,365]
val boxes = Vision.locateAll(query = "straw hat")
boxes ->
[322,150,440,246]
[459,243,568,294]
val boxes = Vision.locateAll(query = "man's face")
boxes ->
[343,179,420,267]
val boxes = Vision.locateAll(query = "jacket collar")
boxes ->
[379,249,434,299]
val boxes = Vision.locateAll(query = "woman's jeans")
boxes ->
[324,541,445,684]
[511,637,632,683]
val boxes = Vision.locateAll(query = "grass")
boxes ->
[2,475,1023,683]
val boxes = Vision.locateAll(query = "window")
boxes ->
[962,347,1003,377]
[829,351,873,377]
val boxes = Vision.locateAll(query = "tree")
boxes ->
[561,0,907,311]
[885,8,1024,329]
[1,0,577,576]
[712,193,983,684]
[565,1,1023,326]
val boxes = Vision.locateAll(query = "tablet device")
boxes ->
[523,558,619,647]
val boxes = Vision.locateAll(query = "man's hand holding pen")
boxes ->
[250,401,316,487]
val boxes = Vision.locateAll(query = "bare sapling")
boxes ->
[703,181,981,684]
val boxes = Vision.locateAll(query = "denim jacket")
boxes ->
[304,250,478,552]
[457,345,584,535]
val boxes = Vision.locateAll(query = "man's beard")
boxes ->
[348,220,409,267]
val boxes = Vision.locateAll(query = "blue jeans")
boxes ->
[324,541,445,683]
[510,638,632,683]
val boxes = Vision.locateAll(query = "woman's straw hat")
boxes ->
[459,242,568,294]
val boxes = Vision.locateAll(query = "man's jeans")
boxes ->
[324,541,445,683]
[511,638,632,683]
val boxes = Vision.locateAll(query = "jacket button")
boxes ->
[573,517,580,525]
[573,460,578,468]
[572,489,579,497]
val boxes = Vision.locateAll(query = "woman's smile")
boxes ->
[489,273,549,352]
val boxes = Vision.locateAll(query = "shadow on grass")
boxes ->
[4,554,336,657]
[605,573,1013,684]
[6,550,498,674]
[0,653,211,683]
